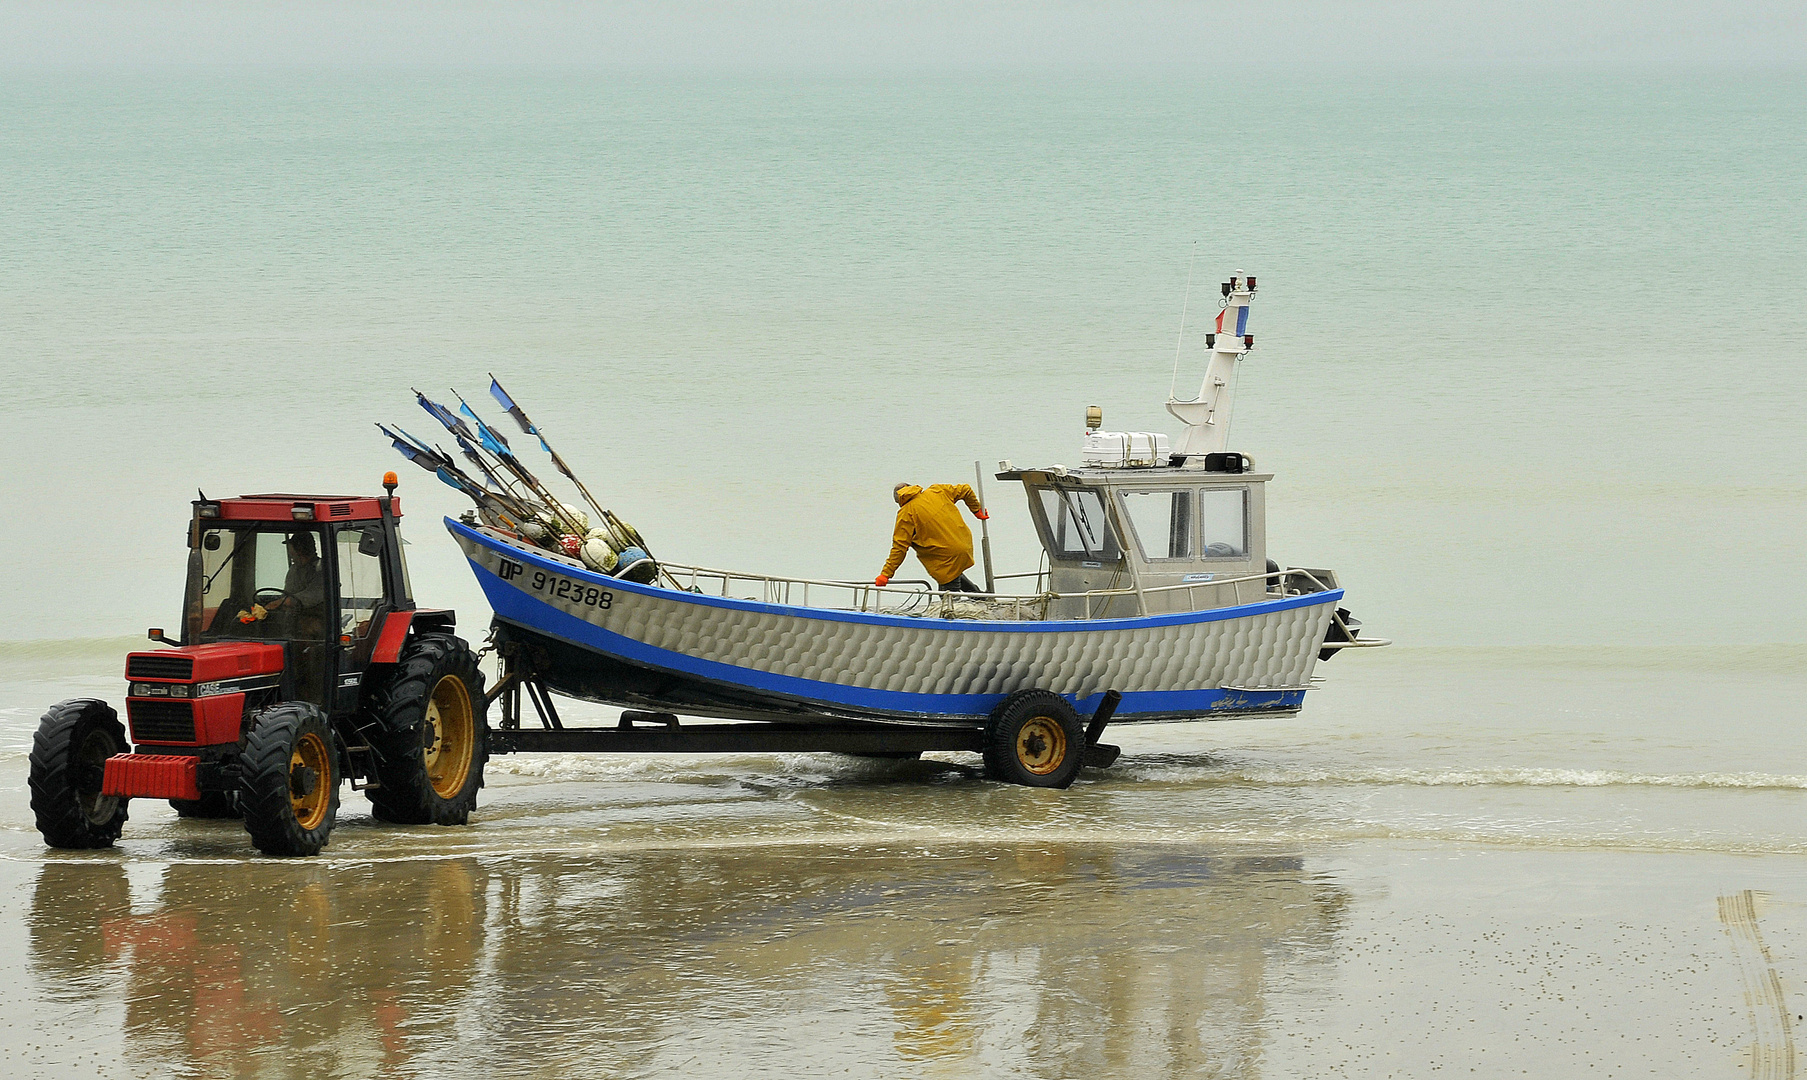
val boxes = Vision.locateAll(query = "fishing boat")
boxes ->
[442,274,1386,787]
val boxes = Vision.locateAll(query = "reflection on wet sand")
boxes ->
[32,845,1345,1078]
[32,858,487,1078]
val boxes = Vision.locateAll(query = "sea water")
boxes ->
[1,70,1803,1078]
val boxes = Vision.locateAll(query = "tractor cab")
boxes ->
[182,492,417,713]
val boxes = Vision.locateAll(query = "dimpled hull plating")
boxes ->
[450,519,1341,724]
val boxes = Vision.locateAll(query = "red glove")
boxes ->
[875,574,890,587]
[974,509,990,520]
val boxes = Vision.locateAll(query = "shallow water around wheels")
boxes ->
[5,644,1806,1078]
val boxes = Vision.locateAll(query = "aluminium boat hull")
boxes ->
[450,519,1342,726]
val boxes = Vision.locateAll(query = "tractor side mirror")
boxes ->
[357,528,385,557]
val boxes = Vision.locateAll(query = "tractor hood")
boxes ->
[124,642,285,687]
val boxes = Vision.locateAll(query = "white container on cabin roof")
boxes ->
[1082,431,1170,468]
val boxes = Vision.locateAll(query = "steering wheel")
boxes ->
[254,587,299,607]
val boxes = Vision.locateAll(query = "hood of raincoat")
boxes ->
[893,484,923,506]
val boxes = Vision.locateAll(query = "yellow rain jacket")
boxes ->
[882,484,985,584]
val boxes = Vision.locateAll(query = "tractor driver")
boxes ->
[238,532,327,638]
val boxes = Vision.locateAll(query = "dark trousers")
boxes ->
[937,573,982,593]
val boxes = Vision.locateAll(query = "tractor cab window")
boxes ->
[187,529,243,639]
[337,527,387,638]
[186,525,331,644]
[1033,486,1120,562]
[251,531,293,595]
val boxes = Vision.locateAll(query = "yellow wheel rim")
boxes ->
[424,674,475,800]
[290,732,331,831]
[1015,716,1068,776]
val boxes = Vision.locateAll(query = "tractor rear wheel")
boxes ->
[366,635,488,826]
[170,791,241,818]
[29,699,130,848]
[240,703,339,857]
[983,689,1086,789]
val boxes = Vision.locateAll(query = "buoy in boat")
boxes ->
[614,546,657,585]
[581,537,619,573]
[537,501,589,535]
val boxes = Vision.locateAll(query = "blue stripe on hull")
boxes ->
[470,556,1309,721]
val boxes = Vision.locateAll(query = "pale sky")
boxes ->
[3,1,1803,70]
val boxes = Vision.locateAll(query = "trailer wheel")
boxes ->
[367,635,488,826]
[241,703,339,857]
[29,699,130,849]
[170,791,241,819]
[983,690,1085,789]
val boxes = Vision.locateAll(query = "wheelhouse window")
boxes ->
[1200,488,1248,559]
[1120,489,1194,561]
[1034,486,1120,561]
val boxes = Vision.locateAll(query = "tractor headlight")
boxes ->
[132,682,192,698]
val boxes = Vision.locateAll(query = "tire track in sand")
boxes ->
[1720,890,1797,1079]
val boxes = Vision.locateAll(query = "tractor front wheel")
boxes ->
[367,635,488,826]
[983,689,1086,789]
[29,699,130,848]
[240,703,339,857]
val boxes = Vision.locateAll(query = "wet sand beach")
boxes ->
[5,644,1804,1078]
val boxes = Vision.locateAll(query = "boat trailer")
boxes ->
[483,643,1123,769]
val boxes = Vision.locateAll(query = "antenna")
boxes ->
[1170,243,1199,399]
[1168,243,1198,400]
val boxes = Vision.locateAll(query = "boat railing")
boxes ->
[659,561,939,611]
[654,560,1343,621]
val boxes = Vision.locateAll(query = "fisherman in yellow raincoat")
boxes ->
[876,482,989,592]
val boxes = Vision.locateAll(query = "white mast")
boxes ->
[1165,272,1255,459]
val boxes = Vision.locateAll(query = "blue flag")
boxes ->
[488,375,552,452]
[379,424,443,472]
[459,401,512,457]
[489,376,537,435]
[416,391,476,443]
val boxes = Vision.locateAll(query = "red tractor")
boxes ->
[28,476,489,856]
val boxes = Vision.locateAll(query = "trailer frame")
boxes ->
[483,641,1122,767]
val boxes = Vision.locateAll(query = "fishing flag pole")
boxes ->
[378,424,526,529]
[416,388,585,538]
[974,460,995,594]
[488,375,681,588]
[489,376,645,552]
